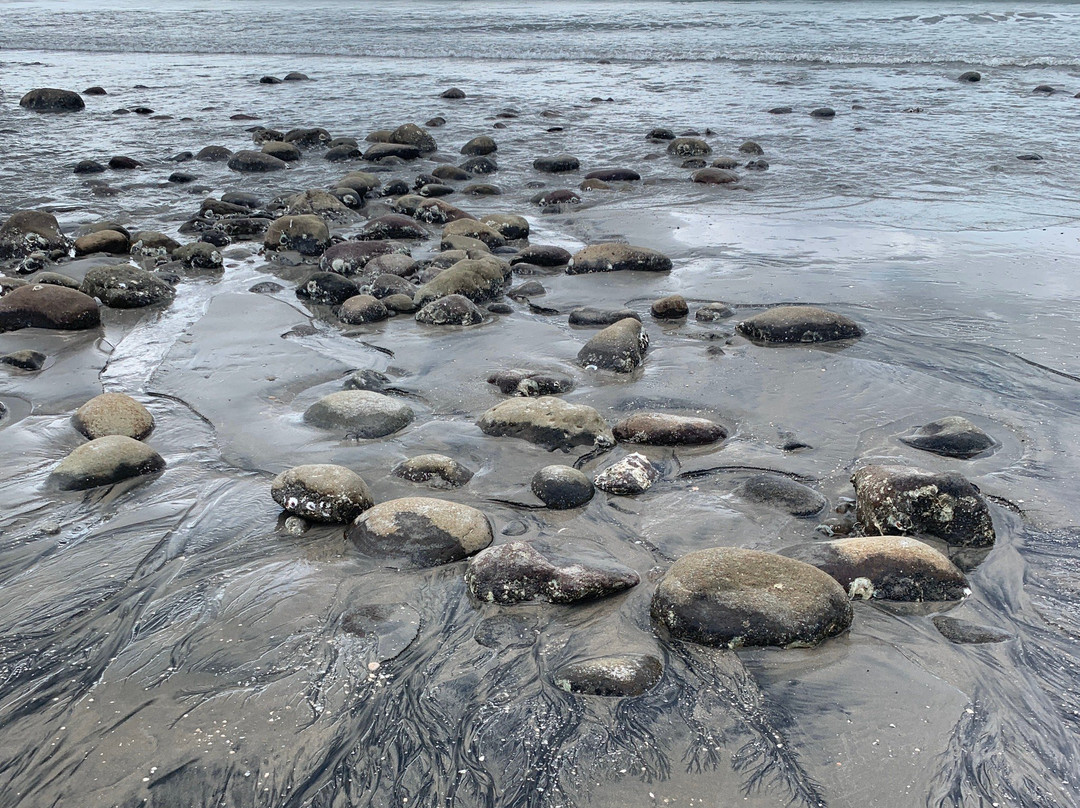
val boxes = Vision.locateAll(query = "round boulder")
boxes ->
[415,294,485,325]
[271,464,373,523]
[594,453,661,495]
[228,150,289,172]
[741,474,827,517]
[736,305,863,343]
[899,416,996,459]
[20,88,84,112]
[577,317,649,372]
[0,284,100,332]
[691,168,738,185]
[347,497,493,568]
[50,435,165,491]
[339,294,389,324]
[264,215,331,255]
[81,265,175,308]
[73,392,154,440]
[303,390,414,438]
[461,136,497,156]
[477,396,613,451]
[667,138,711,157]
[613,413,726,446]
[392,454,474,489]
[0,210,68,260]
[531,465,594,509]
[651,294,689,319]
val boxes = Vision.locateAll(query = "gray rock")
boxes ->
[577,317,649,372]
[264,215,331,255]
[0,284,100,332]
[383,293,416,313]
[392,454,474,488]
[584,168,641,182]
[442,219,506,249]
[227,150,289,172]
[261,140,302,162]
[568,307,641,327]
[173,242,223,270]
[650,547,853,648]
[780,535,969,602]
[567,243,672,274]
[933,615,1012,644]
[365,252,417,278]
[320,240,408,276]
[441,87,466,99]
[339,294,389,324]
[0,210,69,260]
[465,540,639,604]
[769,106,793,114]
[303,390,413,437]
[810,107,836,118]
[667,137,712,157]
[50,435,165,491]
[737,305,863,343]
[461,136,497,156]
[271,464,374,523]
[851,464,996,547]
[958,71,982,83]
[651,294,689,319]
[531,189,581,208]
[20,88,84,112]
[284,127,331,147]
[369,273,413,299]
[364,142,421,162]
[196,145,233,162]
[531,465,594,509]
[695,302,735,321]
[413,258,507,306]
[899,416,996,459]
[711,157,739,169]
[415,294,485,325]
[478,396,613,451]
[325,144,360,161]
[130,231,180,258]
[28,272,80,289]
[594,453,660,495]
[344,369,390,392]
[282,189,353,220]
[73,392,154,440]
[691,168,739,185]
[646,127,676,140]
[552,655,662,697]
[613,413,726,446]
[336,170,382,196]
[742,474,826,517]
[0,349,46,370]
[534,154,580,173]
[74,159,106,174]
[347,496,493,568]
[463,183,502,196]
[296,272,358,305]
[391,123,437,154]
[487,369,575,397]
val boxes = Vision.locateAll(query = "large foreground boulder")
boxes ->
[737,306,863,344]
[271,464,373,523]
[50,435,165,491]
[566,243,672,275]
[650,547,853,648]
[477,396,614,451]
[0,284,100,332]
[303,391,413,438]
[347,497,492,568]
[0,210,69,260]
[577,317,648,372]
[81,265,175,308]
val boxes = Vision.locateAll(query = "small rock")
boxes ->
[1033,84,1055,94]
[264,215,331,255]
[413,257,507,306]
[303,390,413,437]
[442,219,506,249]
[74,159,106,174]
[50,435,165,491]
[392,454,474,488]
[487,369,574,397]
[461,156,499,174]
[584,168,640,182]
[899,416,997,459]
[461,136,497,156]
[321,240,408,276]
[283,71,309,81]
[745,158,769,171]
[667,138,712,157]
[196,145,233,162]
[0,349,46,370]
[1016,153,1043,161]
[568,307,641,327]
[477,396,613,451]
[340,294,389,324]
[737,305,863,343]
[347,497,493,568]
[73,392,154,440]
[259,75,282,85]
[271,464,374,523]
[108,156,141,170]
[932,615,1012,644]
[739,140,764,155]
[533,154,580,173]
[958,71,981,83]
[695,302,734,321]
[479,213,528,241]
[174,242,223,271]
[441,88,466,99]
[415,293,485,325]
[228,150,289,172]
[594,452,660,495]
[651,294,688,319]
[577,317,649,372]
[553,655,662,697]
[742,474,826,517]
[769,106,793,114]
[810,107,836,118]
[646,127,676,140]
[567,243,672,274]
[691,168,738,185]
[613,413,726,446]
[531,465,594,509]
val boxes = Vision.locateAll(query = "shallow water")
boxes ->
[2,2,1080,807]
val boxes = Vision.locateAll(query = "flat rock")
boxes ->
[736,305,863,343]
[899,416,997,459]
[531,465,594,509]
[567,243,672,274]
[81,265,175,308]
[364,142,421,162]
[577,317,648,372]
[477,396,613,451]
[73,392,154,440]
[415,294,485,325]
[0,284,100,332]
[650,547,853,648]
[584,168,641,182]
[779,535,969,602]
[552,654,662,697]
[692,168,739,185]
[594,452,660,495]
[303,390,413,438]
[271,464,374,523]
[50,435,165,491]
[613,413,726,445]
[487,369,574,397]
[465,540,639,604]
[568,307,641,327]
[742,474,826,517]
[933,615,1012,644]
[347,497,493,568]
[392,454,474,488]
[696,302,735,321]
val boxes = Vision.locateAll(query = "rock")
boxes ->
[736,305,863,343]
[364,142,421,162]
[264,215,331,255]
[425,117,446,128]
[28,272,80,290]
[651,294,688,319]
[73,392,154,440]
[531,465,594,509]
[303,390,414,437]
[20,88,85,112]
[667,138,711,157]
[369,273,414,299]
[479,214,529,240]
[391,123,437,153]
[0,349,46,370]
[0,284,100,332]
[1016,153,1043,162]
[174,242,223,270]
[584,168,640,182]
[84,86,107,95]
[440,87,466,99]
[432,164,471,182]
[646,127,676,140]
[347,497,493,568]
[74,159,106,174]
[383,293,416,313]
[1033,84,1055,94]
[810,107,836,118]
[512,245,571,267]
[283,71,309,81]
[320,240,407,275]
[478,396,613,451]
[465,540,638,604]
[130,231,180,258]
[851,464,995,547]
[958,71,981,82]
[739,140,764,155]
[441,233,488,253]
[534,154,580,173]
[463,183,501,196]
[567,243,672,274]
[460,156,498,175]
[392,454,474,488]
[692,168,739,185]
[261,140,302,162]
[199,232,230,249]
[651,548,852,648]
[899,416,996,459]
[271,464,373,523]
[336,170,382,196]
[339,294,389,324]
[50,435,165,491]
[228,150,289,172]
[711,157,739,169]
[932,615,1012,644]
[0,210,68,260]
[442,219,506,249]
[413,258,507,306]
[108,156,141,170]
[81,265,176,308]
[745,158,769,171]
[779,536,969,602]
[356,214,428,241]
[487,369,574,397]
[344,369,390,393]
[741,474,826,517]
[249,281,284,294]
[393,196,475,224]
[568,307,640,327]
[577,317,648,372]
[74,229,129,256]
[414,294,485,325]
[325,144,360,161]
[260,75,282,85]
[282,189,352,220]
[284,127,331,148]
[461,136,497,156]
[196,145,233,162]
[553,655,662,697]
[168,171,196,184]
[696,302,734,321]
[613,413,726,446]
[296,272,362,306]
[594,453,660,495]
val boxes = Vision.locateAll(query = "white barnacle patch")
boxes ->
[848,577,875,600]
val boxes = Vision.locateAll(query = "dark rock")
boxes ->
[0,210,68,260]
[356,214,428,241]
[1033,84,1055,94]
[284,127,331,148]
[296,272,360,305]
[531,465,594,508]
[745,159,769,170]
[425,117,446,128]
[74,229,129,256]
[780,535,969,601]
[695,302,735,321]
[196,145,232,162]
[741,474,826,517]
[432,164,471,181]
[667,138,711,157]
[681,159,707,170]
[74,159,106,174]
[108,156,141,170]
[584,168,640,182]
[196,232,229,249]
[420,184,454,199]
[479,214,528,240]
[460,155,498,174]
[73,392,154,440]
[569,307,641,327]
[810,107,836,118]
[81,265,175,309]
[83,86,107,95]
[0,349,46,370]
[174,241,223,270]
[486,301,512,314]
[168,171,196,183]
[365,142,421,162]
[958,71,981,83]
[692,168,738,185]
[488,369,574,397]
[344,369,390,392]
[392,454,474,489]
[1016,153,1043,161]
[252,127,285,145]
[304,390,413,437]
[463,183,502,195]
[933,615,1012,644]
[347,497,493,568]
[577,317,648,372]
[383,293,416,313]
[647,127,676,140]
[553,655,662,697]
[20,88,84,112]
[650,547,852,648]
[261,141,302,162]
[711,157,739,169]
[769,106,793,114]
[339,294,389,324]
[478,396,613,451]
[534,154,580,173]
[249,281,284,294]
[614,413,726,446]
[651,294,688,319]
[440,87,466,99]
[50,435,165,491]
[568,243,671,274]
[594,453,660,495]
[736,305,863,343]
[461,136,497,156]
[531,189,580,208]
[228,150,289,172]
[130,231,180,257]
[264,215,331,255]
[271,464,373,523]
[512,245,572,267]
[283,71,309,81]
[260,75,283,85]
[27,272,79,290]
[465,540,638,604]
[320,240,407,276]
[414,293,485,325]
[851,464,996,547]
[441,219,506,249]
[391,123,438,154]
[899,416,997,459]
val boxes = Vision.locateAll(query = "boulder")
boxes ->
[667,138,711,157]
[0,210,68,260]
[284,127,331,147]
[810,107,836,118]
[465,540,639,604]
[296,272,358,305]
[227,150,289,172]
[779,535,969,602]
[741,474,826,517]
[50,435,165,491]
[442,219,506,249]
[391,123,437,154]
[0,284,100,332]
[196,145,233,162]
[577,317,648,372]
[461,136,497,156]
[487,369,574,397]
[392,454,474,489]
[336,170,382,196]
[320,240,407,275]
[736,305,863,343]
[440,88,466,99]
[553,655,662,697]
[696,302,734,321]
[477,396,613,451]
[347,497,493,568]
[264,215,331,255]
[339,294,389,324]
[650,547,853,648]
[584,168,640,182]
[81,265,175,309]
[413,258,507,306]
[414,294,485,326]
[851,464,995,547]
[651,294,689,319]
[282,189,352,220]
[568,307,640,327]
[531,465,594,509]
[613,413,726,446]
[20,88,84,112]
[262,141,301,162]
[958,71,982,83]
[0,350,46,370]
[173,242,223,270]
[461,156,498,174]
[899,416,996,459]
[303,390,414,437]
[356,214,428,241]
[479,214,529,241]
[691,168,738,185]
[364,142,421,162]
[74,159,106,174]
[73,229,128,256]
[432,164,471,182]
[531,189,581,208]
[271,464,373,523]
[646,127,676,140]
[594,453,660,495]
[73,392,154,440]
[325,144,361,161]
[130,231,180,258]
[512,245,571,267]
[368,272,413,299]
[567,243,672,274]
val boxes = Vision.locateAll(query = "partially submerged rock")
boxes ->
[415,294,485,326]
[594,453,660,495]
[73,392,154,440]
[741,474,826,517]
[531,465,594,509]
[577,317,648,372]
[413,257,507,306]
[392,454,474,489]
[567,243,672,275]
[465,540,639,604]
[303,391,414,438]
[552,655,662,697]
[568,307,641,327]
[650,547,853,648]
[851,464,995,547]
[20,88,85,112]
[271,464,374,523]
[667,137,712,157]
[933,615,1012,644]
[737,306,863,344]
[613,413,726,446]
[264,215,331,255]
[899,416,997,459]
[347,497,493,568]
[0,210,69,260]
[487,369,575,397]
[477,396,613,451]
[50,435,165,491]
